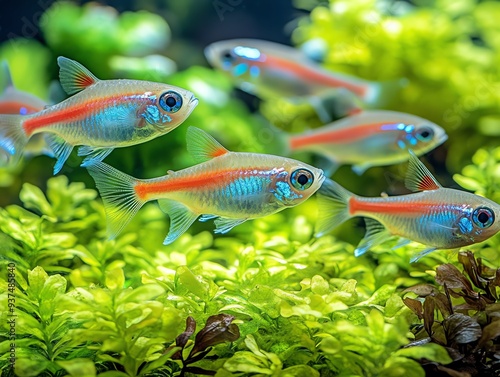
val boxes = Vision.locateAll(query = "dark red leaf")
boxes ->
[458,251,488,290]
[403,284,439,297]
[177,316,197,348]
[436,264,474,293]
[424,297,435,337]
[189,314,240,358]
[476,320,500,350]
[434,293,453,318]
[403,297,424,320]
[443,313,482,345]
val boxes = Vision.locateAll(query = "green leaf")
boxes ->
[175,266,208,300]
[28,266,49,298]
[57,358,96,377]
[281,365,320,377]
[395,343,452,364]
[20,182,54,217]
[105,268,125,290]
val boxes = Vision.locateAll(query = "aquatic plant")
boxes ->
[1,1,500,376]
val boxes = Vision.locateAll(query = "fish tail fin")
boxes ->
[86,162,146,239]
[315,177,354,237]
[0,114,28,164]
[363,77,409,108]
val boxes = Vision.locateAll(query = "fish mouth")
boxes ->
[188,96,199,108]
[437,131,448,146]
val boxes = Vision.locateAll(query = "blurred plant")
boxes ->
[40,2,172,78]
[403,251,500,376]
[284,0,500,172]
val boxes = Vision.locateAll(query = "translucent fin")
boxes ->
[45,134,74,175]
[86,161,144,239]
[199,214,218,222]
[0,114,28,164]
[308,95,332,123]
[405,150,442,192]
[392,238,412,250]
[78,146,114,167]
[214,217,247,234]
[352,163,371,176]
[410,247,437,263]
[157,199,198,245]
[186,126,229,163]
[315,178,353,237]
[0,60,13,90]
[57,56,99,96]
[354,218,392,257]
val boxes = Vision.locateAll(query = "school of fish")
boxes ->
[1,37,498,262]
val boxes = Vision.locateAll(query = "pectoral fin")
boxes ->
[45,134,73,174]
[157,199,198,245]
[410,247,437,263]
[78,146,114,167]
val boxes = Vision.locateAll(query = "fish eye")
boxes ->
[290,169,314,190]
[221,50,235,62]
[416,126,434,142]
[472,207,495,228]
[159,91,183,113]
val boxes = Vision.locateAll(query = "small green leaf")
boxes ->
[105,268,125,290]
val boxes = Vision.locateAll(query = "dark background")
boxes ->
[0,0,301,49]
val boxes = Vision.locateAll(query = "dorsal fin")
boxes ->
[57,56,99,95]
[1,60,14,90]
[405,150,442,192]
[186,126,229,163]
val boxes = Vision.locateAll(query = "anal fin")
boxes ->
[354,218,392,257]
[45,134,73,174]
[157,199,198,245]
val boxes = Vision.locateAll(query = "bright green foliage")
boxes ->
[0,177,457,376]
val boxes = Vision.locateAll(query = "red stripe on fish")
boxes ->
[290,122,387,150]
[22,94,138,136]
[349,196,435,216]
[0,101,42,114]
[135,170,238,200]
[264,55,369,98]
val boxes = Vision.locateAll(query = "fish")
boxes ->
[285,110,448,175]
[0,56,198,174]
[86,126,325,245]
[0,61,54,158]
[0,61,47,115]
[204,39,405,121]
[315,151,500,262]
